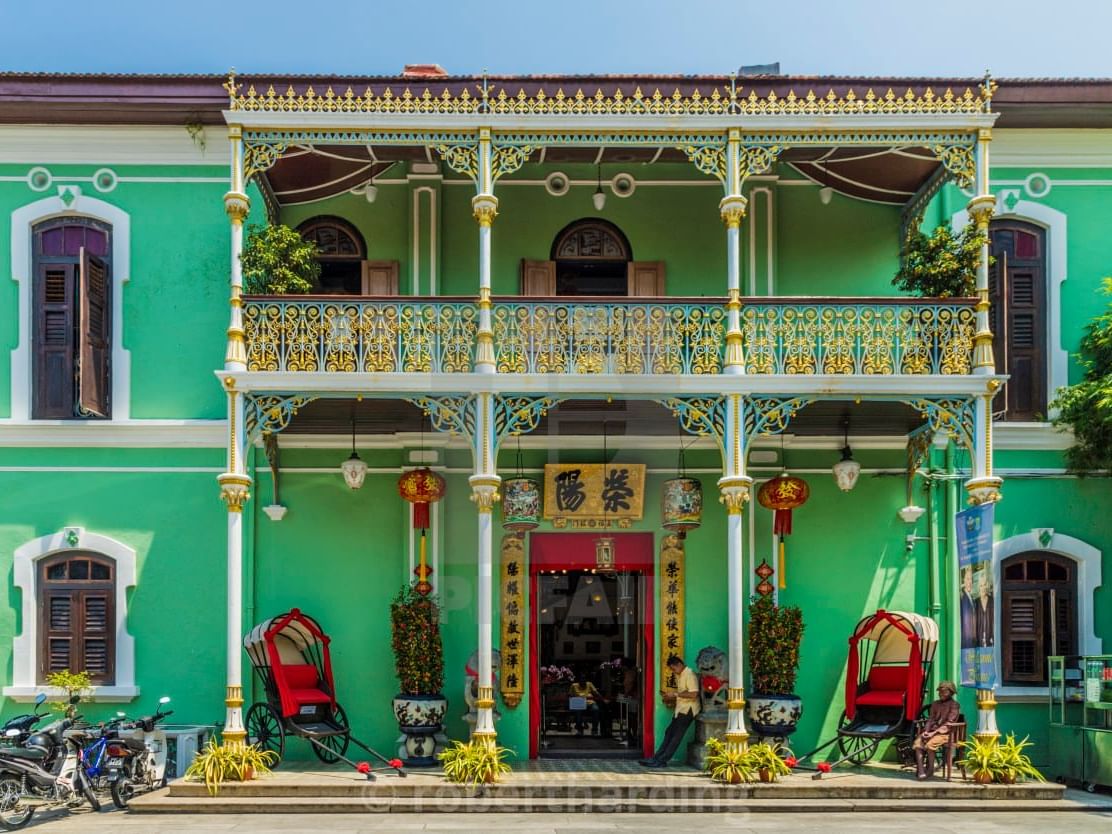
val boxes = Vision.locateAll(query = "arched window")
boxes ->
[550,220,631,296]
[38,552,116,685]
[297,217,367,295]
[31,217,112,419]
[1001,551,1076,686]
[989,221,1047,421]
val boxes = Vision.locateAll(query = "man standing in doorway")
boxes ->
[640,654,700,767]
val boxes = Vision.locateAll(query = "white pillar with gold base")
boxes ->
[473,128,497,375]
[721,129,747,375]
[719,393,752,751]
[470,393,500,744]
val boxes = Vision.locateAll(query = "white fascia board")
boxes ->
[0,125,224,166]
[225,110,996,136]
[0,419,226,447]
[992,129,1112,168]
[993,421,1074,450]
[224,370,1004,399]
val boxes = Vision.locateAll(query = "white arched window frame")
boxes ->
[8,188,132,422]
[3,527,138,702]
[993,530,1102,699]
[950,197,1068,414]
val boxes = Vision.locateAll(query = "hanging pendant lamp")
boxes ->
[592,162,606,211]
[832,416,861,492]
[340,405,368,490]
[662,436,702,538]
[502,435,540,534]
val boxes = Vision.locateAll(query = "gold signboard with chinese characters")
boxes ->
[499,535,526,708]
[542,463,646,528]
[659,533,685,698]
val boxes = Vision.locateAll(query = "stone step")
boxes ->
[163,777,1066,802]
[129,792,1093,815]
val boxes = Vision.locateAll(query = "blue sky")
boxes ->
[2,0,1109,77]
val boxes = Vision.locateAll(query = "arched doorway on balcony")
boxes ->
[520,219,663,297]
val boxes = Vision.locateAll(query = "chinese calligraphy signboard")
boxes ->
[658,533,686,697]
[499,535,526,708]
[542,463,646,528]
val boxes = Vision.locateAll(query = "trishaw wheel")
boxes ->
[245,702,285,764]
[838,735,880,765]
[312,704,351,764]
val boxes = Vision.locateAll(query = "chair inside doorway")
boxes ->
[537,569,644,758]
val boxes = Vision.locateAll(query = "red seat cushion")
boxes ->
[855,690,906,707]
[283,664,320,689]
[855,665,909,707]
[289,687,331,706]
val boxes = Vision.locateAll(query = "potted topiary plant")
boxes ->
[892,223,987,298]
[184,738,277,796]
[703,737,755,785]
[744,741,793,783]
[438,739,513,786]
[746,595,805,739]
[390,585,447,766]
[959,734,1045,784]
[240,224,320,294]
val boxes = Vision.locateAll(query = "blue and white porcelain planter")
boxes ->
[393,693,448,766]
[746,693,802,737]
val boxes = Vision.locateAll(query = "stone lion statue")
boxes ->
[695,645,729,715]
[463,648,502,724]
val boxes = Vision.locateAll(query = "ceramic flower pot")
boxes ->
[746,694,802,737]
[973,771,993,785]
[758,767,773,783]
[393,693,448,766]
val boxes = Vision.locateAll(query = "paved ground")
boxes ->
[15,807,1112,833]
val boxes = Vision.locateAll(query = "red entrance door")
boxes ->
[528,532,655,758]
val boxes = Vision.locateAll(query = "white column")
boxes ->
[968,128,996,377]
[720,129,748,374]
[472,129,497,374]
[217,387,250,748]
[717,394,752,750]
[224,127,250,373]
[469,393,501,744]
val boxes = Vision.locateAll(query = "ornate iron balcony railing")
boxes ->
[242,296,976,376]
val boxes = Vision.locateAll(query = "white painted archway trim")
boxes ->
[9,190,132,421]
[951,198,1069,407]
[992,530,1102,699]
[3,527,139,702]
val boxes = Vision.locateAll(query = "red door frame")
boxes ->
[528,532,655,759]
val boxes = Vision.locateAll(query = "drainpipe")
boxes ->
[944,445,961,685]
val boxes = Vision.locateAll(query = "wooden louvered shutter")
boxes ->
[1003,257,1046,420]
[32,263,77,418]
[627,261,665,297]
[41,590,77,678]
[78,591,113,683]
[521,260,556,296]
[1003,590,1044,684]
[77,247,111,418]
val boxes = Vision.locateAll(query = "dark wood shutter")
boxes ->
[521,260,556,296]
[32,263,77,418]
[1003,590,1043,684]
[360,260,399,295]
[627,261,665,297]
[79,591,113,682]
[41,590,76,677]
[989,223,1047,421]
[77,247,111,418]
[37,556,115,685]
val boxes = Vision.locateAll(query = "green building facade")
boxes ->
[0,71,1106,767]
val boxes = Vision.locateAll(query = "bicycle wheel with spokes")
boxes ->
[837,734,880,765]
[245,702,285,764]
[311,704,350,764]
[0,777,33,831]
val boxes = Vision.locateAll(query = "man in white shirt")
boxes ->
[639,654,701,767]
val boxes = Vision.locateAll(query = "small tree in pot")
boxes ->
[746,595,805,739]
[390,585,447,766]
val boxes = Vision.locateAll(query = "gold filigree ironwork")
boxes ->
[243,141,289,181]
[434,143,478,179]
[227,79,994,117]
[931,143,976,189]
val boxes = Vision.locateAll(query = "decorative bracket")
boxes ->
[903,397,975,453]
[658,396,727,458]
[490,142,536,181]
[433,143,478,179]
[930,142,976,190]
[244,394,317,445]
[433,140,536,184]
[680,141,784,190]
[493,396,562,446]
[243,139,290,183]
[745,397,813,438]
[407,395,475,439]
[679,143,727,183]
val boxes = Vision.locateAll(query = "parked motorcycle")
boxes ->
[0,695,48,749]
[81,714,131,796]
[0,697,100,830]
[107,696,173,809]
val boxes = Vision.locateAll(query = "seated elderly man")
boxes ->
[913,680,960,779]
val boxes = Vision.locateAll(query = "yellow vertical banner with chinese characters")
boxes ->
[658,533,685,698]
[499,535,526,708]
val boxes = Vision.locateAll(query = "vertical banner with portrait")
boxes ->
[957,502,996,688]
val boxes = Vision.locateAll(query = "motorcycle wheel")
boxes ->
[77,771,101,812]
[110,776,135,809]
[0,777,34,830]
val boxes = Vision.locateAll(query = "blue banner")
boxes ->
[957,502,995,688]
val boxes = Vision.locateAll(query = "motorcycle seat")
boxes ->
[1,746,46,760]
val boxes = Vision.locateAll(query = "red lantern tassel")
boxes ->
[413,501,430,530]
[773,508,792,536]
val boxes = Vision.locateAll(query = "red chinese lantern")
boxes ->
[757,473,810,590]
[398,468,446,595]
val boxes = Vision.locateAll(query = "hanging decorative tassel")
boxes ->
[757,472,810,591]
